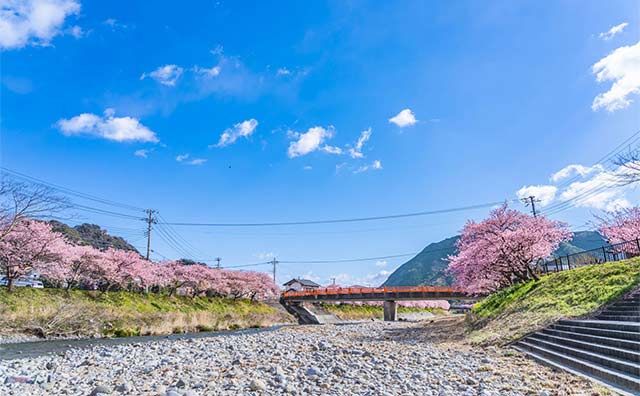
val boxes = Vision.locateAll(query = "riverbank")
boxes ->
[467,258,640,345]
[0,320,609,395]
[0,288,293,341]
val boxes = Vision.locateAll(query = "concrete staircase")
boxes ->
[514,292,640,395]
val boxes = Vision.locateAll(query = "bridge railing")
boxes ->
[281,285,467,298]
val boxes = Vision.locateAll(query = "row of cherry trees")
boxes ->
[448,204,640,294]
[0,218,280,299]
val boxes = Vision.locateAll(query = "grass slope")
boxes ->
[0,288,293,339]
[468,258,640,345]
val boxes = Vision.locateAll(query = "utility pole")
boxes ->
[271,257,278,283]
[522,196,540,217]
[215,257,221,269]
[331,277,336,286]
[144,209,158,260]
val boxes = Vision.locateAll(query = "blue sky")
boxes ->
[1,0,639,286]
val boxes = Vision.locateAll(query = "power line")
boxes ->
[0,167,145,212]
[159,200,515,228]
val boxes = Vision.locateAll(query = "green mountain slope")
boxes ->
[382,231,606,287]
[383,236,459,287]
[48,220,139,253]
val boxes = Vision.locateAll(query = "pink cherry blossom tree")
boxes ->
[447,203,571,294]
[597,207,640,246]
[40,244,103,292]
[0,219,63,292]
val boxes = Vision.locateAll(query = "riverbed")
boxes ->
[0,320,607,395]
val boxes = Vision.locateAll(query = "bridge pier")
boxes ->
[383,300,397,321]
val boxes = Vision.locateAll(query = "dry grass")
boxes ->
[0,288,293,338]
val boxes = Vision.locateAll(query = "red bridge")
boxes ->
[281,286,476,322]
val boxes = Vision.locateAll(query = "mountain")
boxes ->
[382,231,606,287]
[383,236,459,287]
[48,220,139,253]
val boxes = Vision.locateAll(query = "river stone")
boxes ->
[249,379,267,391]
[89,385,111,395]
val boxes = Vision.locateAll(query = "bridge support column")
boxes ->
[383,300,397,321]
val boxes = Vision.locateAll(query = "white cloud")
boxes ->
[518,163,636,213]
[187,158,207,166]
[348,128,371,159]
[354,159,382,174]
[0,0,81,49]
[592,40,640,112]
[303,165,313,171]
[140,64,184,86]
[374,260,387,267]
[321,145,343,155]
[57,109,159,143]
[277,68,291,76]
[559,167,631,211]
[389,109,417,127]
[134,148,152,158]
[215,118,258,147]
[287,126,335,158]
[194,65,221,77]
[176,153,206,165]
[67,24,83,38]
[550,164,605,182]
[599,22,628,41]
[516,185,558,207]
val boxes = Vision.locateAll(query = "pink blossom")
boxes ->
[447,203,571,294]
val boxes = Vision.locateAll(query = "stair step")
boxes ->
[531,333,640,363]
[597,315,640,322]
[604,310,640,316]
[514,341,640,395]
[542,328,640,351]
[552,324,640,342]
[524,337,640,375]
[558,319,640,333]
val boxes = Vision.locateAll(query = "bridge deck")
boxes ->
[281,286,475,302]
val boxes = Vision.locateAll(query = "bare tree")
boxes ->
[0,179,70,240]
[615,150,640,185]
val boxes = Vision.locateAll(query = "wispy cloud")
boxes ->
[214,119,258,147]
[599,22,628,41]
[353,160,382,174]
[134,148,153,158]
[176,153,207,165]
[140,64,184,86]
[348,128,372,159]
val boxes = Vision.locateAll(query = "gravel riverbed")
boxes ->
[0,321,608,396]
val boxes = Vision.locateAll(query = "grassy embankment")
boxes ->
[323,303,447,321]
[0,288,293,339]
[467,258,640,346]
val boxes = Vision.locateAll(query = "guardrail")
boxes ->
[539,238,640,274]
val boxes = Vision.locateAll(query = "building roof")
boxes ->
[283,278,321,287]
